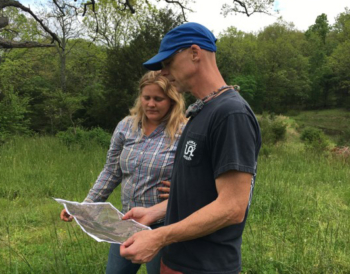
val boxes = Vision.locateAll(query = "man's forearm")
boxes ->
[154,171,252,247]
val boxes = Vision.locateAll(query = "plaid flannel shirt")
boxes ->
[84,116,184,214]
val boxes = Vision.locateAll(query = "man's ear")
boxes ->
[190,44,201,61]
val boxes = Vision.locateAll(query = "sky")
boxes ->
[19,0,349,36]
[186,0,349,36]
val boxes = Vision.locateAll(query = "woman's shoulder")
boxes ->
[113,116,136,134]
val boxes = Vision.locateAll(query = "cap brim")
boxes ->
[143,49,177,71]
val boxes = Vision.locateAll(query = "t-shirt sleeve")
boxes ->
[210,112,258,179]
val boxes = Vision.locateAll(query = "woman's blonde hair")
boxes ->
[130,71,186,144]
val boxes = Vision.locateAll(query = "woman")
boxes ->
[60,71,186,274]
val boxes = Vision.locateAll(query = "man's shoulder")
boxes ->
[209,90,251,117]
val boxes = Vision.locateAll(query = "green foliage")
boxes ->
[1,7,42,41]
[306,13,330,45]
[300,126,330,152]
[0,88,31,143]
[258,114,287,145]
[1,5,350,136]
[0,56,33,142]
[232,75,257,104]
[56,127,111,148]
[256,20,311,112]
[329,40,350,108]
[259,144,272,158]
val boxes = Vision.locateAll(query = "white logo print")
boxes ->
[183,140,197,161]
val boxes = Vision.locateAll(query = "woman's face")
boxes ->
[141,83,172,125]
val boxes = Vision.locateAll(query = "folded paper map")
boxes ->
[54,198,151,244]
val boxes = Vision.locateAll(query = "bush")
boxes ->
[56,127,111,148]
[259,144,273,158]
[338,129,350,146]
[300,127,330,152]
[258,114,287,145]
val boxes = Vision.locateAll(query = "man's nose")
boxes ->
[161,67,169,76]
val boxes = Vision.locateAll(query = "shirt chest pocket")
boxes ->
[181,131,206,167]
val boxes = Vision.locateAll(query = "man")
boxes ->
[120,22,261,274]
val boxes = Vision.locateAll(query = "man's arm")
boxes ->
[120,170,252,263]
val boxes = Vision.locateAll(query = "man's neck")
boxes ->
[191,80,227,100]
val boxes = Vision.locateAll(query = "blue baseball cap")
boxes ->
[143,22,217,71]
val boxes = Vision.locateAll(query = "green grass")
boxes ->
[243,144,350,273]
[1,123,349,273]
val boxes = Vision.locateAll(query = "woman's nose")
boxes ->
[148,99,156,106]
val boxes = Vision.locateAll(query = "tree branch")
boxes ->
[0,16,9,28]
[164,0,190,21]
[222,0,275,17]
[0,37,55,48]
[0,0,62,47]
[117,0,135,13]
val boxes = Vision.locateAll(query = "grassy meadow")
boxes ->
[1,112,350,274]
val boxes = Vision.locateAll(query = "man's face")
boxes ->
[160,48,193,93]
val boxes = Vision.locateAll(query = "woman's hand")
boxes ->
[157,180,171,199]
[60,208,73,222]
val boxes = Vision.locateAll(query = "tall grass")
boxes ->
[1,136,349,273]
[243,144,350,273]
[0,136,120,273]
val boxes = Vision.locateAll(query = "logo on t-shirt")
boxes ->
[183,140,197,161]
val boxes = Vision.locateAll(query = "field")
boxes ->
[0,111,349,273]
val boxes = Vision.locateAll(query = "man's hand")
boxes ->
[122,207,154,226]
[60,209,73,222]
[122,200,168,226]
[158,180,171,199]
[120,230,163,264]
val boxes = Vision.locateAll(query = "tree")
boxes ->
[329,8,350,108]
[305,13,337,108]
[1,0,278,50]
[216,27,259,107]
[221,0,276,17]
[82,0,148,48]
[333,7,350,43]
[99,8,183,130]
[0,55,32,140]
[256,20,310,112]
[42,0,83,92]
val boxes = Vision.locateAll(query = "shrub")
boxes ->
[258,114,287,145]
[300,127,330,153]
[259,144,272,158]
[338,129,350,146]
[56,127,111,148]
